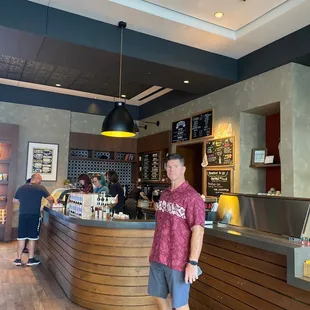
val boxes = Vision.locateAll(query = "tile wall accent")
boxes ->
[68,159,134,191]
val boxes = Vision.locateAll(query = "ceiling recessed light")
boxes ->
[214,12,224,18]
[55,83,61,87]
[183,80,189,84]
[121,94,126,98]
[94,96,97,99]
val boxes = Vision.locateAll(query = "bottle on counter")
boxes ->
[301,235,308,247]
[104,196,109,219]
[124,185,128,199]
[97,194,101,208]
[100,193,105,207]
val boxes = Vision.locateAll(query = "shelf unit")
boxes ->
[0,123,18,241]
[0,160,11,164]
[250,164,281,168]
[69,156,137,163]
[0,142,11,232]
[70,149,137,163]
[138,148,169,183]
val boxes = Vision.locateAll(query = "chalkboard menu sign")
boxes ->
[171,118,191,143]
[140,152,160,181]
[191,110,213,140]
[206,170,232,197]
[206,137,234,166]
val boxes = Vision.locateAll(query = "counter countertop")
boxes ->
[43,207,155,229]
[224,192,310,202]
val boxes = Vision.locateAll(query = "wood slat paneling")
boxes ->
[199,253,310,305]
[40,244,148,295]
[49,217,153,247]
[42,225,150,266]
[40,241,148,286]
[72,294,158,310]
[41,252,154,306]
[53,215,155,238]
[39,213,156,309]
[191,236,310,309]
[70,132,137,153]
[202,243,286,280]
[47,223,150,257]
[137,130,171,153]
[200,262,310,310]
[40,226,150,277]
[205,235,287,267]
[196,274,281,310]
[189,297,212,310]
[190,287,232,310]
[193,280,255,310]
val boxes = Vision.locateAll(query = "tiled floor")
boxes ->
[0,241,85,310]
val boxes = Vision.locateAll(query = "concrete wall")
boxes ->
[0,103,114,192]
[0,103,139,193]
[0,102,71,192]
[3,62,310,197]
[70,112,105,135]
[291,63,310,197]
[139,63,294,195]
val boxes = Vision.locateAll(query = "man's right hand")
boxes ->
[46,195,55,204]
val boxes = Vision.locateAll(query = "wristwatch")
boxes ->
[188,260,198,266]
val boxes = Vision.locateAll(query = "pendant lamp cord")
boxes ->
[118,23,124,99]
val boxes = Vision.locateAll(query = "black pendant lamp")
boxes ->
[101,21,135,138]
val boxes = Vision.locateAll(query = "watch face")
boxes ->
[189,260,198,266]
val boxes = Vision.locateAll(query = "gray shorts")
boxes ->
[148,261,190,308]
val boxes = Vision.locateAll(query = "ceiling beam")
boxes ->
[238,24,310,80]
[0,84,139,119]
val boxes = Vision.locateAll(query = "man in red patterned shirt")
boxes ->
[148,153,205,310]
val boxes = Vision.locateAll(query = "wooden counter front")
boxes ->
[190,227,310,310]
[38,208,157,310]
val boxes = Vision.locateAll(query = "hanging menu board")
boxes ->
[191,110,213,140]
[206,137,234,166]
[171,118,191,143]
[206,169,232,197]
[140,152,160,181]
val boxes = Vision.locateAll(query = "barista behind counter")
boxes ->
[125,181,142,219]
[107,171,124,213]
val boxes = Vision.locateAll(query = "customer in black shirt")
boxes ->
[13,173,54,266]
[107,171,124,214]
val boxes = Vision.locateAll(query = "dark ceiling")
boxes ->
[0,0,310,120]
[0,41,234,100]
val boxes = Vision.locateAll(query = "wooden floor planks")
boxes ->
[0,241,85,310]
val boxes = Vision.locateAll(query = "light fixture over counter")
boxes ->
[101,21,135,138]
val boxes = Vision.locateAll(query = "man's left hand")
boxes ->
[185,263,198,284]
